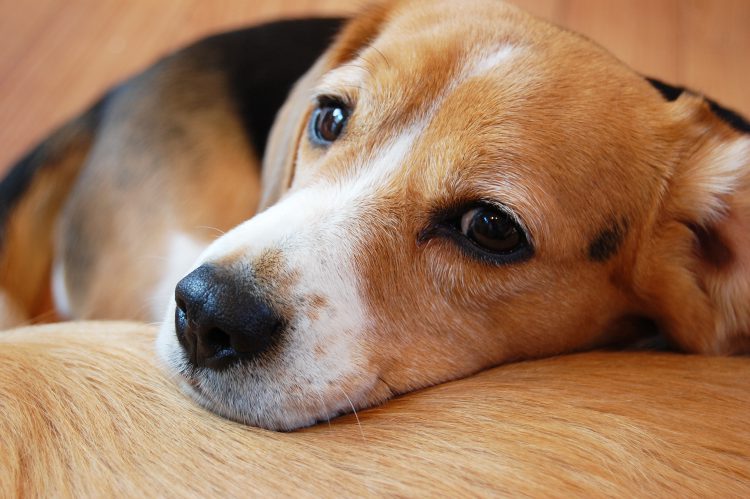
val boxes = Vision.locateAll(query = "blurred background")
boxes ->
[1,0,748,173]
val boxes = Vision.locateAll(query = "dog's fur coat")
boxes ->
[1,322,749,496]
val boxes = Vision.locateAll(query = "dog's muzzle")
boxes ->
[174,264,284,370]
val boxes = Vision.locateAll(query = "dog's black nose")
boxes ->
[174,264,283,370]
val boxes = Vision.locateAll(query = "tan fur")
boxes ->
[0,105,100,328]
[1,321,749,496]
[57,50,261,321]
[632,95,750,354]
[147,0,750,430]
[260,0,750,393]
[2,2,750,490]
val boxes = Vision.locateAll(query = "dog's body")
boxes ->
[0,18,344,326]
[2,322,749,496]
[2,0,750,433]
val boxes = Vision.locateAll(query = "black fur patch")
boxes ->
[588,219,628,262]
[646,76,750,134]
[196,18,345,157]
[706,98,750,134]
[646,77,685,102]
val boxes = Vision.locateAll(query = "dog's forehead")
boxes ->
[322,2,533,120]
[299,0,674,259]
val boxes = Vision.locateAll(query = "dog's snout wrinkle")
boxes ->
[174,264,284,370]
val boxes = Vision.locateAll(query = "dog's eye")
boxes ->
[309,99,350,146]
[460,207,524,253]
[420,202,532,265]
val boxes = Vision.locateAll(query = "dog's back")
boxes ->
[0,18,343,328]
[1,321,748,496]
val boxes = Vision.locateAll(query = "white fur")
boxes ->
[465,45,519,80]
[148,232,207,321]
[51,259,72,319]
[157,128,422,429]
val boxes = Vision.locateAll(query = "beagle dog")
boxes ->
[1,0,749,430]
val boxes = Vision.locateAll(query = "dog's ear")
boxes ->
[259,3,394,210]
[633,87,750,354]
[259,56,329,210]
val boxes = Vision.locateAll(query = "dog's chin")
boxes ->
[173,374,325,431]
[155,318,387,431]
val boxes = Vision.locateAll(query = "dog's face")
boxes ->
[158,0,750,429]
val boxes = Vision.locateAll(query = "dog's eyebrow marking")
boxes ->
[588,219,629,262]
[316,64,371,98]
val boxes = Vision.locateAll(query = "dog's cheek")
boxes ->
[354,216,632,394]
[348,217,500,392]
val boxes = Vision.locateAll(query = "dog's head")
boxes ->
[157,0,750,430]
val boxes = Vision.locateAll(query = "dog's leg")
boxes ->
[0,101,103,327]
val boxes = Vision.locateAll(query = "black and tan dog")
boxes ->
[0,17,343,326]
[1,0,749,431]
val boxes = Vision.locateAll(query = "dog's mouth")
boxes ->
[158,328,366,430]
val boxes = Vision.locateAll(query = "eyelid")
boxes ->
[420,200,535,259]
[480,201,531,242]
[311,93,354,110]
[434,199,528,233]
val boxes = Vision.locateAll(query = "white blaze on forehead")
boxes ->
[464,44,519,80]
[345,126,423,197]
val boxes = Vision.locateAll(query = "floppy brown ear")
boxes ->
[259,2,394,210]
[259,56,330,210]
[633,91,750,354]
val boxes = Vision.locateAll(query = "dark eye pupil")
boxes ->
[313,105,348,144]
[466,208,520,252]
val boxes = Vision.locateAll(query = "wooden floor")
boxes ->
[1,0,748,174]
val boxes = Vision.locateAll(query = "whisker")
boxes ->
[371,46,391,69]
[314,393,332,429]
[338,388,365,440]
[377,376,395,398]
[195,225,226,236]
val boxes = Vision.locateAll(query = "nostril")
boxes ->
[198,327,240,370]
[175,296,188,315]
[205,328,233,356]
